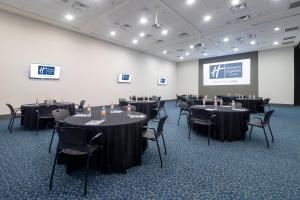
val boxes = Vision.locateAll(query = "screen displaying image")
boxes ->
[30,63,60,80]
[158,77,167,85]
[118,74,132,83]
[203,59,251,86]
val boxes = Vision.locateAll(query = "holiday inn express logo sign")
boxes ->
[209,62,243,79]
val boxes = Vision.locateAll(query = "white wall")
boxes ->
[0,10,177,115]
[176,60,198,95]
[258,47,294,104]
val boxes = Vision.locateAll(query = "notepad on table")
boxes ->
[74,114,89,117]
[129,115,145,118]
[85,120,105,125]
[110,110,123,113]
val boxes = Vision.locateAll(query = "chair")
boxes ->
[151,95,158,101]
[142,116,168,168]
[248,110,275,148]
[36,105,57,135]
[258,98,271,112]
[49,127,103,196]
[229,102,243,108]
[131,95,137,101]
[118,98,128,109]
[6,104,22,133]
[188,108,216,145]
[121,105,136,111]
[178,102,190,126]
[76,100,86,113]
[49,109,70,153]
[153,100,167,119]
[176,94,181,107]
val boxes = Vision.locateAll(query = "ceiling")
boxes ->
[0,0,299,62]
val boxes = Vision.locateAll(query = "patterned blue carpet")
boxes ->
[0,101,300,200]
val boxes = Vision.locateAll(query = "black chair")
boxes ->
[178,102,190,126]
[248,110,275,148]
[188,108,216,145]
[49,109,70,153]
[118,98,128,109]
[176,94,181,107]
[142,116,168,168]
[76,100,86,113]
[6,104,22,133]
[131,95,137,101]
[49,127,103,196]
[137,97,144,100]
[121,105,136,111]
[153,100,167,119]
[36,105,57,135]
[258,98,271,112]
[151,95,158,101]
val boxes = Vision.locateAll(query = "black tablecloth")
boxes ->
[235,98,264,113]
[21,102,75,129]
[62,111,147,172]
[128,100,157,120]
[190,105,250,141]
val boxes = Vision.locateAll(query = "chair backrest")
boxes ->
[152,95,157,101]
[119,98,128,107]
[137,97,143,100]
[37,104,58,116]
[6,104,15,115]
[263,110,275,124]
[79,100,86,109]
[158,100,165,109]
[264,98,270,105]
[156,116,168,137]
[52,109,70,122]
[179,101,189,109]
[57,127,88,152]
[190,107,211,121]
[131,95,137,100]
[121,105,137,111]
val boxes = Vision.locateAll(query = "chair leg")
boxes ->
[49,128,56,153]
[8,114,13,130]
[36,119,39,135]
[158,110,161,119]
[177,110,182,126]
[161,133,167,155]
[155,139,163,168]
[268,124,274,143]
[262,126,270,148]
[249,126,253,139]
[208,124,211,146]
[49,152,58,190]
[84,155,90,196]
[189,123,193,140]
[163,108,167,116]
[9,112,17,133]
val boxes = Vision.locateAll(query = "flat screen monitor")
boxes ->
[158,77,167,85]
[203,59,251,86]
[30,63,60,80]
[118,74,132,83]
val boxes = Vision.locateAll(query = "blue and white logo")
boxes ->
[210,62,243,79]
[38,65,55,75]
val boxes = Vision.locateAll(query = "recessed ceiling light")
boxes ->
[132,39,138,44]
[250,40,256,45]
[163,50,167,54]
[203,15,212,22]
[203,52,208,56]
[185,52,190,56]
[162,29,168,35]
[234,47,239,51]
[231,0,240,6]
[274,27,281,32]
[273,41,279,45]
[139,17,148,24]
[139,32,145,37]
[189,45,194,49]
[223,37,229,42]
[186,0,196,5]
[110,31,116,36]
[179,56,184,60]
[65,14,74,21]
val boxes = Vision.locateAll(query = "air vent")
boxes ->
[145,34,153,38]
[178,33,190,38]
[231,3,247,12]
[194,43,203,48]
[119,24,131,30]
[236,15,251,23]
[72,2,89,11]
[290,1,300,9]
[285,26,299,32]
[283,36,296,40]
[155,39,165,44]
[282,41,294,45]
[177,49,185,52]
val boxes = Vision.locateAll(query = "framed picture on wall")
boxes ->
[158,77,167,85]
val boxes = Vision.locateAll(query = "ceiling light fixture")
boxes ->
[223,37,229,42]
[162,29,168,35]
[179,56,184,60]
[140,17,148,24]
[273,41,279,45]
[189,45,194,49]
[250,40,256,45]
[65,14,74,21]
[186,0,196,5]
[231,0,240,6]
[274,27,281,32]
[139,32,145,37]
[203,52,208,56]
[110,31,116,36]
[234,47,239,51]
[203,15,212,22]
[132,39,138,44]
[163,50,167,54]
[185,52,190,56]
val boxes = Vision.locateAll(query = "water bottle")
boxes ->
[253,94,256,99]
[220,99,223,106]
[232,100,235,109]
[35,98,38,106]
[127,104,131,112]
[87,104,92,117]
[101,106,106,120]
[214,99,217,108]
[205,94,208,99]
[203,99,206,107]
[110,102,114,112]
[61,97,64,103]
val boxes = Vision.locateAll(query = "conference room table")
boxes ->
[62,110,147,173]
[235,98,264,113]
[128,100,157,120]
[190,105,250,141]
[21,102,75,129]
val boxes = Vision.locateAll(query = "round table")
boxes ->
[128,100,157,120]
[190,105,250,141]
[62,111,147,173]
[21,102,75,129]
[235,98,264,113]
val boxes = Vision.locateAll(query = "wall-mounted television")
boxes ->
[118,73,132,83]
[158,77,167,85]
[29,63,61,80]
